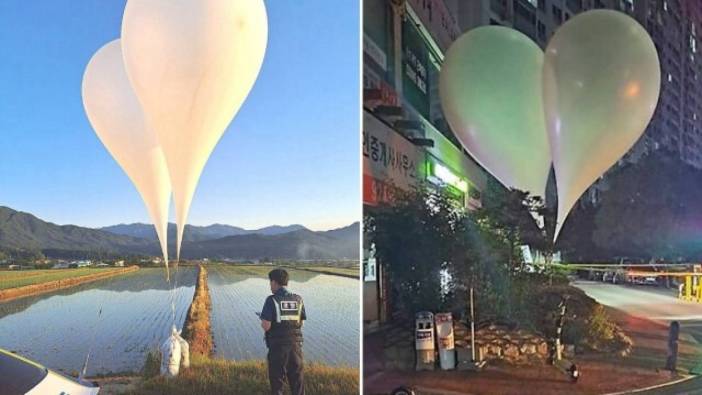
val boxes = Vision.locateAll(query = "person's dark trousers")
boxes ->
[267,342,304,395]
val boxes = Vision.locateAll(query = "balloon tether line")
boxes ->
[79,263,122,381]
[171,258,179,328]
[79,298,105,382]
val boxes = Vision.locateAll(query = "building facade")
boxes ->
[363,0,488,329]
[628,0,702,168]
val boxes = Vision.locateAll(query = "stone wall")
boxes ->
[381,320,562,370]
[454,322,552,364]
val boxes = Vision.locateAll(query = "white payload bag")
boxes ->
[160,330,182,377]
[174,327,190,369]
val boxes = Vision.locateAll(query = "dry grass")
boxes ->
[129,354,358,395]
[181,265,213,356]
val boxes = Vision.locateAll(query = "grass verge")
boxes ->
[0,267,127,289]
[128,353,358,395]
[0,266,139,301]
[181,264,213,356]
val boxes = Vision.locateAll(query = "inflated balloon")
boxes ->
[440,26,550,198]
[82,39,171,268]
[544,10,660,239]
[121,0,268,260]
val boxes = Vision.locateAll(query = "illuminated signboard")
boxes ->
[428,161,468,193]
[363,112,423,206]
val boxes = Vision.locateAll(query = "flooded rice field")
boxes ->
[0,265,358,375]
[208,266,359,367]
[0,267,196,375]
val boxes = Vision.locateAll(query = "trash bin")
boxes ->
[435,313,456,370]
[415,311,435,371]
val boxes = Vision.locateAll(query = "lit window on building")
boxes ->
[664,1,668,12]
[668,73,673,82]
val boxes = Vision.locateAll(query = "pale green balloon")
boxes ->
[544,10,660,239]
[440,26,550,198]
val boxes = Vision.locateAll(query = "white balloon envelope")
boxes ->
[121,0,268,260]
[543,10,660,239]
[440,26,551,198]
[82,39,171,266]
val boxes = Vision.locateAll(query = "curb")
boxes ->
[414,386,476,395]
[603,374,697,395]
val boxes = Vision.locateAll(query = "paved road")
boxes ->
[574,281,702,394]
[573,281,702,344]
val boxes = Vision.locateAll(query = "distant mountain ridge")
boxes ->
[0,206,358,260]
[0,206,155,257]
[101,222,309,242]
[181,223,360,260]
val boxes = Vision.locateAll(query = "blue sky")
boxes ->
[0,1,360,231]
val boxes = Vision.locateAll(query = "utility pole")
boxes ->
[470,287,476,362]
[555,297,567,361]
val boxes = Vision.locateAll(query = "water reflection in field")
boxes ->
[0,267,196,375]
[208,266,359,367]
[0,265,359,375]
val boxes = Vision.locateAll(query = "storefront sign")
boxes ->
[363,67,399,107]
[404,48,427,94]
[407,0,461,52]
[363,33,387,71]
[364,175,396,206]
[428,161,468,193]
[363,111,423,205]
[402,20,430,117]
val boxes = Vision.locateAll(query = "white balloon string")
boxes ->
[79,269,115,382]
[170,259,179,328]
[80,306,102,382]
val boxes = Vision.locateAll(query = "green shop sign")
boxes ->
[402,19,429,118]
[427,160,468,193]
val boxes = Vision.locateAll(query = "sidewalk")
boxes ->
[602,307,701,373]
[364,310,700,395]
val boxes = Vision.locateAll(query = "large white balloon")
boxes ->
[440,26,550,198]
[544,10,660,239]
[121,0,268,260]
[82,40,171,265]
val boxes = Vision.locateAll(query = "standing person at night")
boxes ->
[260,268,306,395]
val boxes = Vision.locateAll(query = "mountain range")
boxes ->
[0,206,358,260]
[101,222,308,242]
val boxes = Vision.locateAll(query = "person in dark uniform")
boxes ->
[260,268,306,395]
